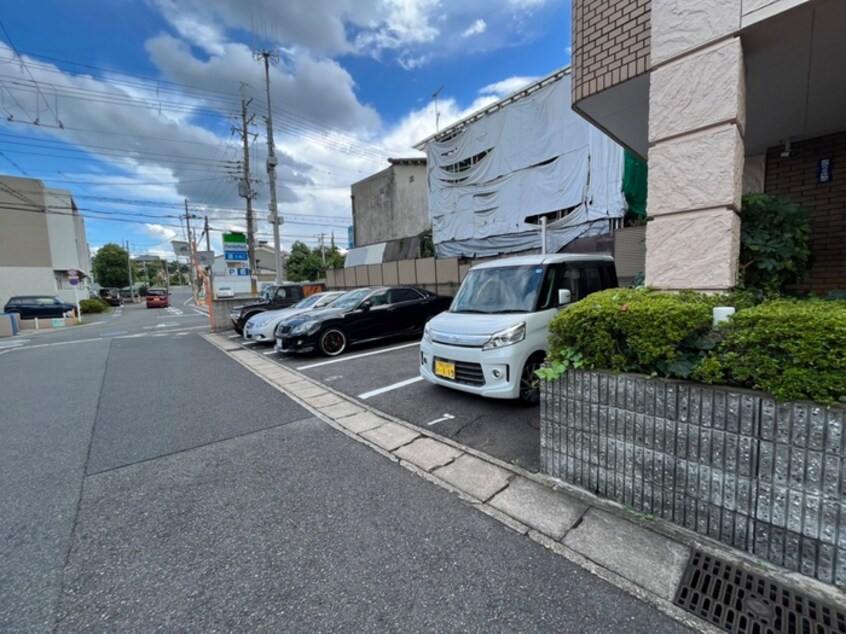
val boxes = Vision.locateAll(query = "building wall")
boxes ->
[0,267,57,306]
[390,163,429,239]
[0,175,52,268]
[742,0,812,26]
[572,0,651,102]
[764,130,846,294]
[351,162,428,247]
[46,190,83,271]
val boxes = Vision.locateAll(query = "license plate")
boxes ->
[434,359,455,380]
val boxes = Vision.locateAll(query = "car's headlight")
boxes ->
[423,322,433,344]
[290,320,321,336]
[482,322,526,351]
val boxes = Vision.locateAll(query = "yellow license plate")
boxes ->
[434,360,456,379]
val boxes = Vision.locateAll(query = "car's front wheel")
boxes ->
[319,328,347,356]
[518,353,545,405]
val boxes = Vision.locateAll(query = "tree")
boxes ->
[285,241,346,282]
[92,243,131,287]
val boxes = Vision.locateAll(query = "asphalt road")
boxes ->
[0,291,690,632]
[231,334,542,471]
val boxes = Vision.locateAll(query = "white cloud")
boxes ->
[478,76,539,98]
[461,19,487,38]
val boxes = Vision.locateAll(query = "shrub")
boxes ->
[545,288,748,380]
[739,194,810,293]
[80,298,111,314]
[544,289,844,403]
[694,299,846,404]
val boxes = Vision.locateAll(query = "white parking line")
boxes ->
[358,376,424,400]
[227,334,239,339]
[297,341,420,370]
[241,340,258,346]
[262,350,277,356]
[426,413,456,426]
[193,308,208,316]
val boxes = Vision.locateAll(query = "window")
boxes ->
[274,287,291,300]
[581,267,603,296]
[367,291,389,307]
[388,288,422,304]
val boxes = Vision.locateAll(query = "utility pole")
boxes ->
[204,215,214,297]
[317,233,326,264]
[254,49,284,284]
[125,240,135,303]
[235,90,258,294]
[184,198,198,305]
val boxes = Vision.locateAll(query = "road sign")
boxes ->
[68,268,78,278]
[225,252,248,261]
[171,240,190,257]
[236,268,251,276]
[196,250,215,267]
[69,278,79,286]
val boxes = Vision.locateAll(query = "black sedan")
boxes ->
[275,286,453,356]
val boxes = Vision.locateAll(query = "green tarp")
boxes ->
[622,150,648,217]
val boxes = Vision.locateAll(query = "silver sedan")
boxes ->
[242,291,345,343]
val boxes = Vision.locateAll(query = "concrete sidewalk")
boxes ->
[205,333,844,632]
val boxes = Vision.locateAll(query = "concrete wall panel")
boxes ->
[649,39,745,142]
[645,208,740,290]
[415,257,437,285]
[649,125,745,215]
[366,264,383,286]
[354,265,369,287]
[651,0,740,65]
[382,261,399,285]
[397,260,417,285]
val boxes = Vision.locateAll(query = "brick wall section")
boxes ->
[572,0,651,103]
[765,130,846,294]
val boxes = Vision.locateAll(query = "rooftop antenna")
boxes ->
[432,85,443,133]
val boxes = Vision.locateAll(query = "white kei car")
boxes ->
[217,286,235,298]
[243,291,346,343]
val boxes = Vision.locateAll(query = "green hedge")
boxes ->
[694,299,846,404]
[544,289,846,404]
[79,298,111,314]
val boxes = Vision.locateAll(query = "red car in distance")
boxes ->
[146,287,170,309]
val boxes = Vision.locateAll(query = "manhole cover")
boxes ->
[674,550,846,634]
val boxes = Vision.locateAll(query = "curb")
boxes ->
[203,333,845,631]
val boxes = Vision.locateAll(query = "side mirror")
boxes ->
[558,289,571,306]
[360,300,372,312]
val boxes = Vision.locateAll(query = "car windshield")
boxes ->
[293,294,323,309]
[451,265,545,314]
[329,289,370,310]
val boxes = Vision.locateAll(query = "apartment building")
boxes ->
[571,0,845,292]
[0,175,92,304]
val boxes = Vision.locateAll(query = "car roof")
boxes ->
[7,295,58,300]
[470,253,615,270]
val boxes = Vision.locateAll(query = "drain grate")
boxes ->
[674,550,846,634]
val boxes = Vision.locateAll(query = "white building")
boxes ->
[0,175,92,305]
[415,68,626,259]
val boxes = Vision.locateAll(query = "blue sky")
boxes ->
[0,0,571,258]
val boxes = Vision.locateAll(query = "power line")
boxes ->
[0,22,61,125]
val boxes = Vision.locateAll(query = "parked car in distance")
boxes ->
[230,282,326,334]
[3,295,77,319]
[420,254,617,404]
[275,286,452,357]
[145,287,170,309]
[243,290,346,343]
[99,288,123,306]
[217,286,235,298]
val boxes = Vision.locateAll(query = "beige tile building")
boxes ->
[0,175,92,305]
[572,0,846,292]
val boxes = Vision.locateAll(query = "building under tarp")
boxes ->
[415,68,627,259]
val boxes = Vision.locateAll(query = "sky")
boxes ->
[0,0,572,261]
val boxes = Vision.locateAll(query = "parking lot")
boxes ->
[227,332,542,471]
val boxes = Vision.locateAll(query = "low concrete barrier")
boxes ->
[541,370,846,586]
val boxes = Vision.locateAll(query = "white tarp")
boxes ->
[424,72,625,258]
